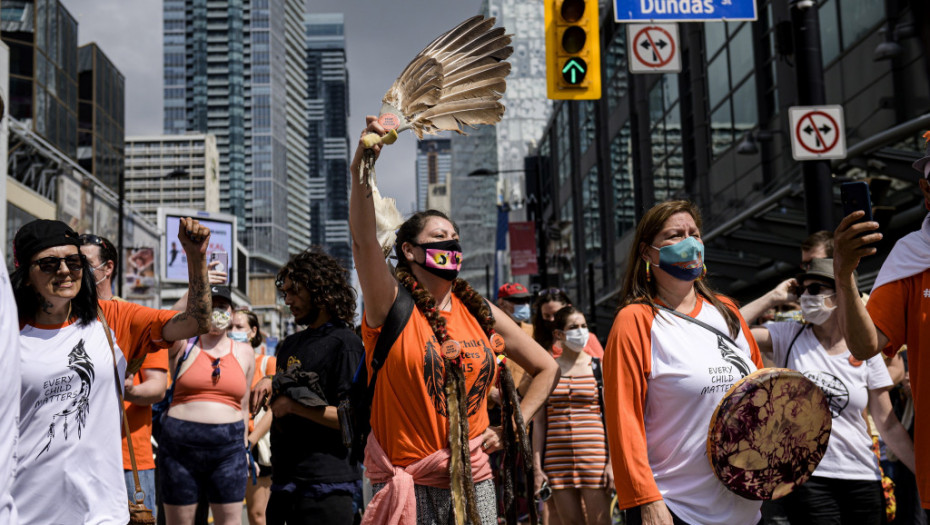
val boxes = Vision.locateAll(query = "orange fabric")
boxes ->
[97,300,178,363]
[172,345,247,411]
[867,272,930,508]
[361,295,497,467]
[121,349,168,470]
[602,297,763,510]
[249,354,277,432]
[603,304,661,508]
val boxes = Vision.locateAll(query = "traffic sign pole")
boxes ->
[792,1,832,234]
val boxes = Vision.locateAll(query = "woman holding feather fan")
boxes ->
[349,16,557,524]
[351,115,557,525]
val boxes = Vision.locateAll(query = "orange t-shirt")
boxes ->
[121,349,168,470]
[361,295,497,467]
[249,354,277,433]
[867,270,930,508]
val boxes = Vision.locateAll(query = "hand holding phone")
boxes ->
[208,251,229,284]
[841,181,873,224]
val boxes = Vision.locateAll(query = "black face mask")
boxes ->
[412,239,463,281]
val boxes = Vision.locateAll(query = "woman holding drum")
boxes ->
[742,258,915,524]
[603,201,765,525]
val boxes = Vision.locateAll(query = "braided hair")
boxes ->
[394,210,536,525]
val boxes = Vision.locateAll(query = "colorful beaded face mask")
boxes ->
[414,240,463,281]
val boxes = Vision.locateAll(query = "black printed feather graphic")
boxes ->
[466,342,495,416]
[718,335,752,378]
[423,340,448,416]
[38,339,95,458]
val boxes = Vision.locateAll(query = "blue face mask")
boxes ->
[651,236,705,282]
[228,331,250,343]
[512,303,531,322]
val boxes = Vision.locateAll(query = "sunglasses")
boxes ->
[32,254,85,274]
[79,234,109,249]
[798,282,834,296]
[211,358,221,383]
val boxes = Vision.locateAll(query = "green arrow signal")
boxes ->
[562,58,587,85]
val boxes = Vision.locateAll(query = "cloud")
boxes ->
[61,0,486,212]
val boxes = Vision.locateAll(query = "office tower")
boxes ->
[123,134,221,224]
[77,43,125,193]
[164,0,307,266]
[450,0,551,292]
[415,138,451,212]
[1,0,79,158]
[305,13,351,267]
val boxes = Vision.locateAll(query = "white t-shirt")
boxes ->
[766,321,892,480]
[604,297,763,525]
[16,319,129,525]
[0,254,20,524]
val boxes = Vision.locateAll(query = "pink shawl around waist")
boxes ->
[360,433,493,525]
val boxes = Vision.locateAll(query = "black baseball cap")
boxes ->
[13,220,82,269]
[211,285,233,305]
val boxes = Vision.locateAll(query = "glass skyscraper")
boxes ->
[305,13,351,268]
[164,0,306,265]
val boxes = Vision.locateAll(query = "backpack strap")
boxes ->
[783,323,810,369]
[360,285,415,404]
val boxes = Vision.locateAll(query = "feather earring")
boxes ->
[701,264,707,280]
[646,261,651,282]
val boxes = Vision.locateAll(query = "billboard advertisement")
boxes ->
[123,247,158,306]
[161,210,235,284]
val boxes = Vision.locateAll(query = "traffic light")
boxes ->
[545,0,601,100]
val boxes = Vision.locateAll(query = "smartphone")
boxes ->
[209,251,229,283]
[841,181,873,223]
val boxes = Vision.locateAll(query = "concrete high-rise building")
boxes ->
[450,0,551,293]
[416,138,451,211]
[77,43,125,193]
[123,134,221,224]
[305,13,351,267]
[163,0,307,266]
[1,0,80,158]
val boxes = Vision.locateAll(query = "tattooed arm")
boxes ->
[162,218,212,342]
[349,116,397,328]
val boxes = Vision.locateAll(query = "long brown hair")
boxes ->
[618,200,741,339]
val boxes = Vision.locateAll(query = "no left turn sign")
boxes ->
[788,105,847,160]
[627,23,681,74]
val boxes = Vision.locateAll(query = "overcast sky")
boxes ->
[61,0,485,213]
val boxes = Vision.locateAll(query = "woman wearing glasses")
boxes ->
[159,285,255,525]
[741,258,915,525]
[11,219,212,525]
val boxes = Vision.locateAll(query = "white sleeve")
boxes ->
[865,354,894,391]
[764,321,802,369]
[0,251,20,523]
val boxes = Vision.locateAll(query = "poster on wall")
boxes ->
[162,213,235,283]
[123,247,158,305]
[58,176,94,234]
[94,200,119,242]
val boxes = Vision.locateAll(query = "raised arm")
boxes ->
[488,302,558,423]
[162,217,212,342]
[170,260,226,311]
[739,278,797,326]
[833,212,888,360]
[349,116,398,328]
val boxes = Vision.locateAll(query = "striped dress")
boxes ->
[543,373,608,489]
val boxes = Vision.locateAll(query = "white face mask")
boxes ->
[562,328,589,352]
[800,293,836,325]
[228,331,249,343]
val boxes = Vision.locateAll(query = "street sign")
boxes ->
[627,24,681,73]
[788,105,847,161]
[614,0,757,22]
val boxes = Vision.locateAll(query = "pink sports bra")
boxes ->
[172,341,247,411]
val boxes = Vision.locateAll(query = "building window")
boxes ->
[604,28,629,111]
[610,121,634,239]
[818,0,885,65]
[649,75,683,201]
[705,22,758,158]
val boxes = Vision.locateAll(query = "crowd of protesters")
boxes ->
[1,121,929,525]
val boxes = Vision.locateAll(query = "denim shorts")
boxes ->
[157,416,247,505]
